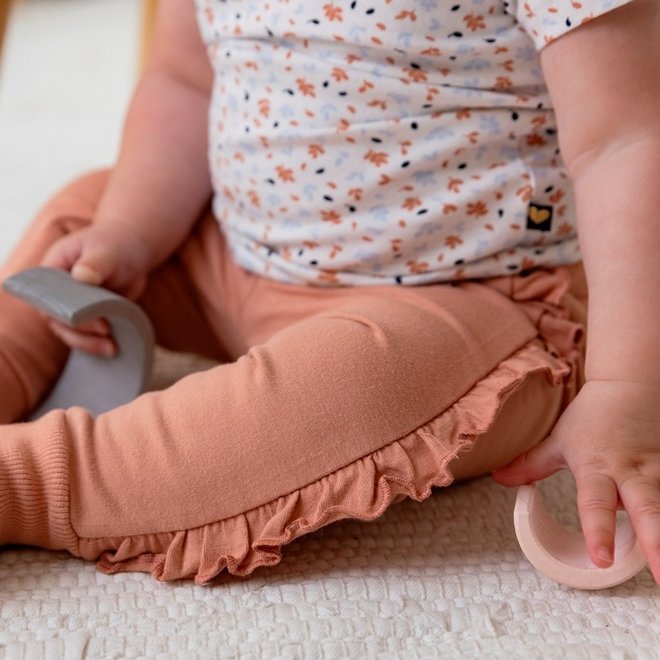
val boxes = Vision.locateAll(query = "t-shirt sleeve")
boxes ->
[506,0,639,50]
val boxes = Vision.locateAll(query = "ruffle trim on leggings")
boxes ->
[80,338,575,585]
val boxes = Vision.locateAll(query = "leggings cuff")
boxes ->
[0,415,80,553]
[0,343,28,424]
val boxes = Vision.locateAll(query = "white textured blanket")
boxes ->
[0,471,657,659]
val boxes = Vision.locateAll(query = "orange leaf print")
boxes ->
[406,259,429,274]
[467,201,488,217]
[318,270,340,284]
[331,67,349,82]
[323,3,343,21]
[364,150,389,167]
[276,165,295,183]
[531,115,547,129]
[247,190,261,208]
[448,178,464,194]
[456,109,471,120]
[443,203,458,214]
[405,68,428,83]
[494,77,513,90]
[308,144,325,159]
[296,78,316,97]
[258,98,270,118]
[526,133,547,147]
[329,244,344,258]
[464,13,486,31]
[444,235,463,249]
[549,189,565,204]
[367,99,388,110]
[348,187,364,201]
[402,197,422,211]
[321,210,342,224]
[521,257,536,271]
[395,10,417,21]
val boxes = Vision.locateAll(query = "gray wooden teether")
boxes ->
[2,267,155,419]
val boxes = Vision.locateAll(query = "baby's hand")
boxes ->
[40,222,153,356]
[493,379,660,584]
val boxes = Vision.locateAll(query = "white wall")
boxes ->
[0,0,139,262]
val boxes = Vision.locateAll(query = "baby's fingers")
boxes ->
[48,318,117,357]
[618,476,660,584]
[575,472,619,568]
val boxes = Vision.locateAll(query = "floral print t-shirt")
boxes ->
[194,0,635,287]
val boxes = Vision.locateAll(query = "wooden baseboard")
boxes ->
[0,0,13,65]
[140,0,158,70]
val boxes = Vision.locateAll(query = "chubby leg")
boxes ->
[0,174,103,423]
[0,276,581,583]
[0,170,235,423]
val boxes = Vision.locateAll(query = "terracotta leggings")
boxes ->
[0,171,588,583]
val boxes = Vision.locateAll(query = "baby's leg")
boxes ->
[0,170,233,423]
[0,276,580,583]
[0,172,107,423]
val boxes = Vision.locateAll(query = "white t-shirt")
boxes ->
[195,0,635,287]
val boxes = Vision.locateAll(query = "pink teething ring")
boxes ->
[514,483,647,589]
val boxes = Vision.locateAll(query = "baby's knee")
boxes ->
[31,168,112,239]
[52,168,112,211]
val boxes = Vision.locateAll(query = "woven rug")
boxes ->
[0,466,657,659]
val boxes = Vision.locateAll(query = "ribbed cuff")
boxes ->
[0,347,27,424]
[0,413,80,554]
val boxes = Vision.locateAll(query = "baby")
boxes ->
[0,0,657,585]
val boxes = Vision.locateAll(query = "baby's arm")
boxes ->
[39,0,213,354]
[95,0,213,270]
[494,0,660,583]
[89,0,213,271]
